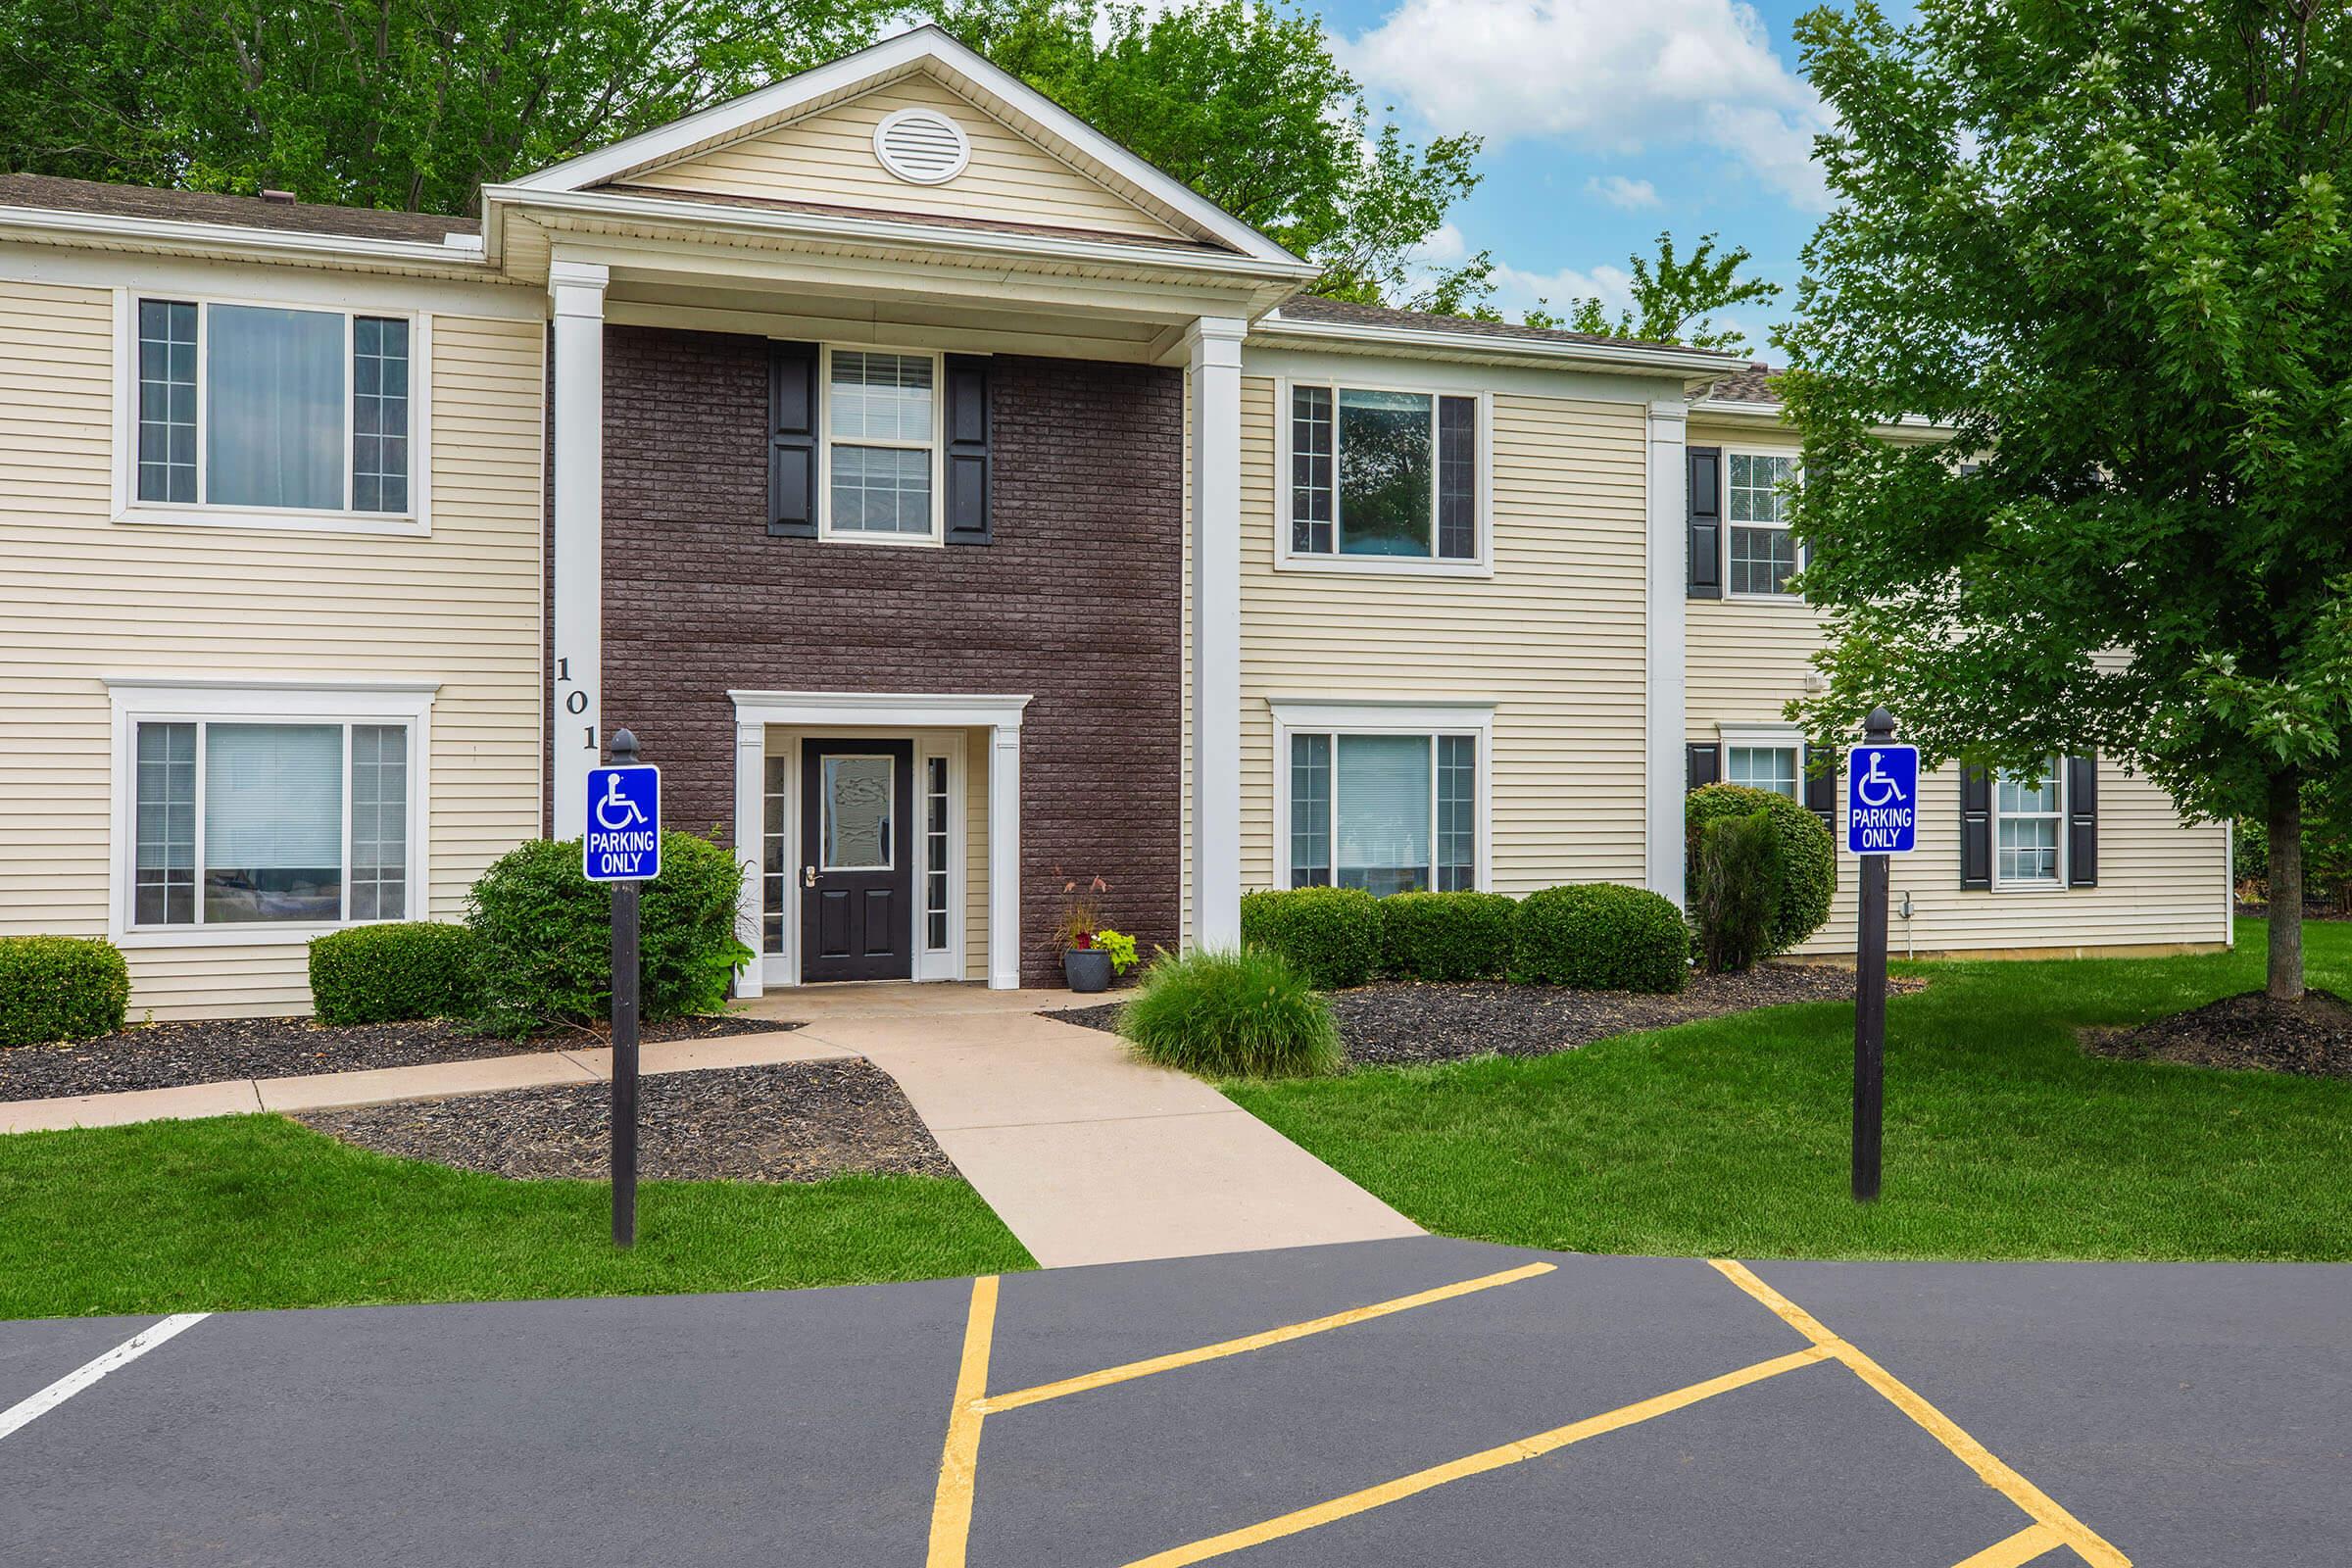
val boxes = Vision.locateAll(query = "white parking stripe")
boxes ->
[0,1314,209,1443]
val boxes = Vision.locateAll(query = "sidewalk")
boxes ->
[5,983,1423,1270]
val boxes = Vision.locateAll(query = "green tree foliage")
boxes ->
[0,0,891,214]
[934,0,1486,307]
[1780,0,2352,1000]
[1516,231,1781,351]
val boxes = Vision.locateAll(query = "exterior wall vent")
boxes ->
[873,108,971,186]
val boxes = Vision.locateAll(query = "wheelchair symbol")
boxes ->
[595,773,649,831]
[1855,751,1907,808]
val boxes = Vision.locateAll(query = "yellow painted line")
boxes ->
[980,1261,1556,1415]
[1710,1260,2130,1568]
[925,1274,1001,1568]
[1952,1522,2071,1567]
[1118,1346,1832,1568]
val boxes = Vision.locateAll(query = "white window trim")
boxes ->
[1715,720,1804,800]
[1723,449,1799,602]
[104,677,436,948]
[110,288,432,538]
[1991,758,2067,893]
[1274,377,1494,578]
[816,343,945,548]
[1269,700,1494,893]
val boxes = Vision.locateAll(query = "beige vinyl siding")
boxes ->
[0,283,545,1018]
[629,74,1187,243]
[1240,376,1650,894]
[1684,418,2229,956]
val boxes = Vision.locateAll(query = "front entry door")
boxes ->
[801,740,914,982]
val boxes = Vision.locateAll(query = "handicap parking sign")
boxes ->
[1844,744,1919,855]
[584,764,662,881]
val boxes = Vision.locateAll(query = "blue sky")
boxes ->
[1309,0,1853,357]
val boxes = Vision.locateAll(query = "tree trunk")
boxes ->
[2266,770,2304,1002]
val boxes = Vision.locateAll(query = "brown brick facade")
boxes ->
[597,326,1183,986]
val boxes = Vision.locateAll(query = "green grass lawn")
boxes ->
[0,1115,1033,1319]
[1228,918,2352,1263]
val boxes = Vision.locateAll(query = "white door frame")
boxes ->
[730,691,1031,995]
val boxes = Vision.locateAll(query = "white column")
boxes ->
[732,719,766,998]
[1645,398,1690,906]
[1187,316,1247,949]
[988,724,1022,989]
[549,256,609,839]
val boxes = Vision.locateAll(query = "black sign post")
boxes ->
[1850,706,1896,1203]
[607,728,643,1249]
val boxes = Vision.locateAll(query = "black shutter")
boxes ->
[1687,744,1720,790]
[1805,748,1838,833]
[943,353,991,546]
[1437,395,1477,560]
[767,341,818,538]
[2067,754,2099,887]
[1960,763,1992,890]
[1688,445,1722,598]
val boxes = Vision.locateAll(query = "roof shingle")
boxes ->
[0,173,476,245]
[1269,295,1742,360]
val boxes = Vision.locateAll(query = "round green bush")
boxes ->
[0,936,129,1048]
[466,832,754,1037]
[1238,886,1382,990]
[1117,947,1341,1078]
[1510,883,1689,993]
[1377,891,1516,982]
[1685,784,1836,954]
[308,921,480,1025]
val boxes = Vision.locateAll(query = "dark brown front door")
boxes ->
[800,739,913,982]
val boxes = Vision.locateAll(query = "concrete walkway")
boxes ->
[3,983,1421,1269]
[753,986,1422,1268]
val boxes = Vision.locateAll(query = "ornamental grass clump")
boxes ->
[1117,947,1342,1079]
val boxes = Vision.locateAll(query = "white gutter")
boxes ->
[1253,311,1744,378]
[0,204,489,271]
[481,183,1322,284]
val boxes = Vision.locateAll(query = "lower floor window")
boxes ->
[1288,731,1477,894]
[132,718,410,927]
[1995,760,2063,885]
[762,756,789,955]
[923,755,951,953]
[1725,744,1798,798]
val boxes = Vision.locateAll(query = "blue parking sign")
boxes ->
[1844,744,1919,855]
[584,765,662,881]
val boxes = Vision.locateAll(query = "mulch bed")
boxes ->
[0,1012,791,1104]
[293,1060,954,1182]
[2082,990,2352,1080]
[1054,962,1924,1068]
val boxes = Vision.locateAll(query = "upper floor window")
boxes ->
[1995,760,2064,887]
[1727,452,1797,596]
[1287,382,1483,569]
[132,298,416,523]
[823,349,938,540]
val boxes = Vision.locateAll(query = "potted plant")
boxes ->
[1053,874,1134,993]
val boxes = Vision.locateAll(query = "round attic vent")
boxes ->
[873,108,971,185]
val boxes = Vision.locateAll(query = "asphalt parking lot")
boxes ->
[3,1236,2345,1566]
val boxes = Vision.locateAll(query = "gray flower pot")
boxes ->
[1063,948,1113,994]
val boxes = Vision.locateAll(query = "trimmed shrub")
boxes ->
[1118,947,1341,1078]
[1238,886,1382,990]
[1378,891,1516,982]
[0,936,130,1048]
[308,922,480,1025]
[1685,784,1836,955]
[1694,811,1783,973]
[466,832,754,1037]
[1511,883,1688,993]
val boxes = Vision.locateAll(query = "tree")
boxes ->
[1779,0,2352,1002]
[0,0,891,214]
[1517,231,1780,351]
[933,0,1487,308]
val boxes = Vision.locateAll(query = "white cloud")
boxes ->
[1338,0,1833,211]
[1490,259,1632,319]
[1585,174,1660,209]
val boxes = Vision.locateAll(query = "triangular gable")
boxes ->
[506,26,1296,263]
